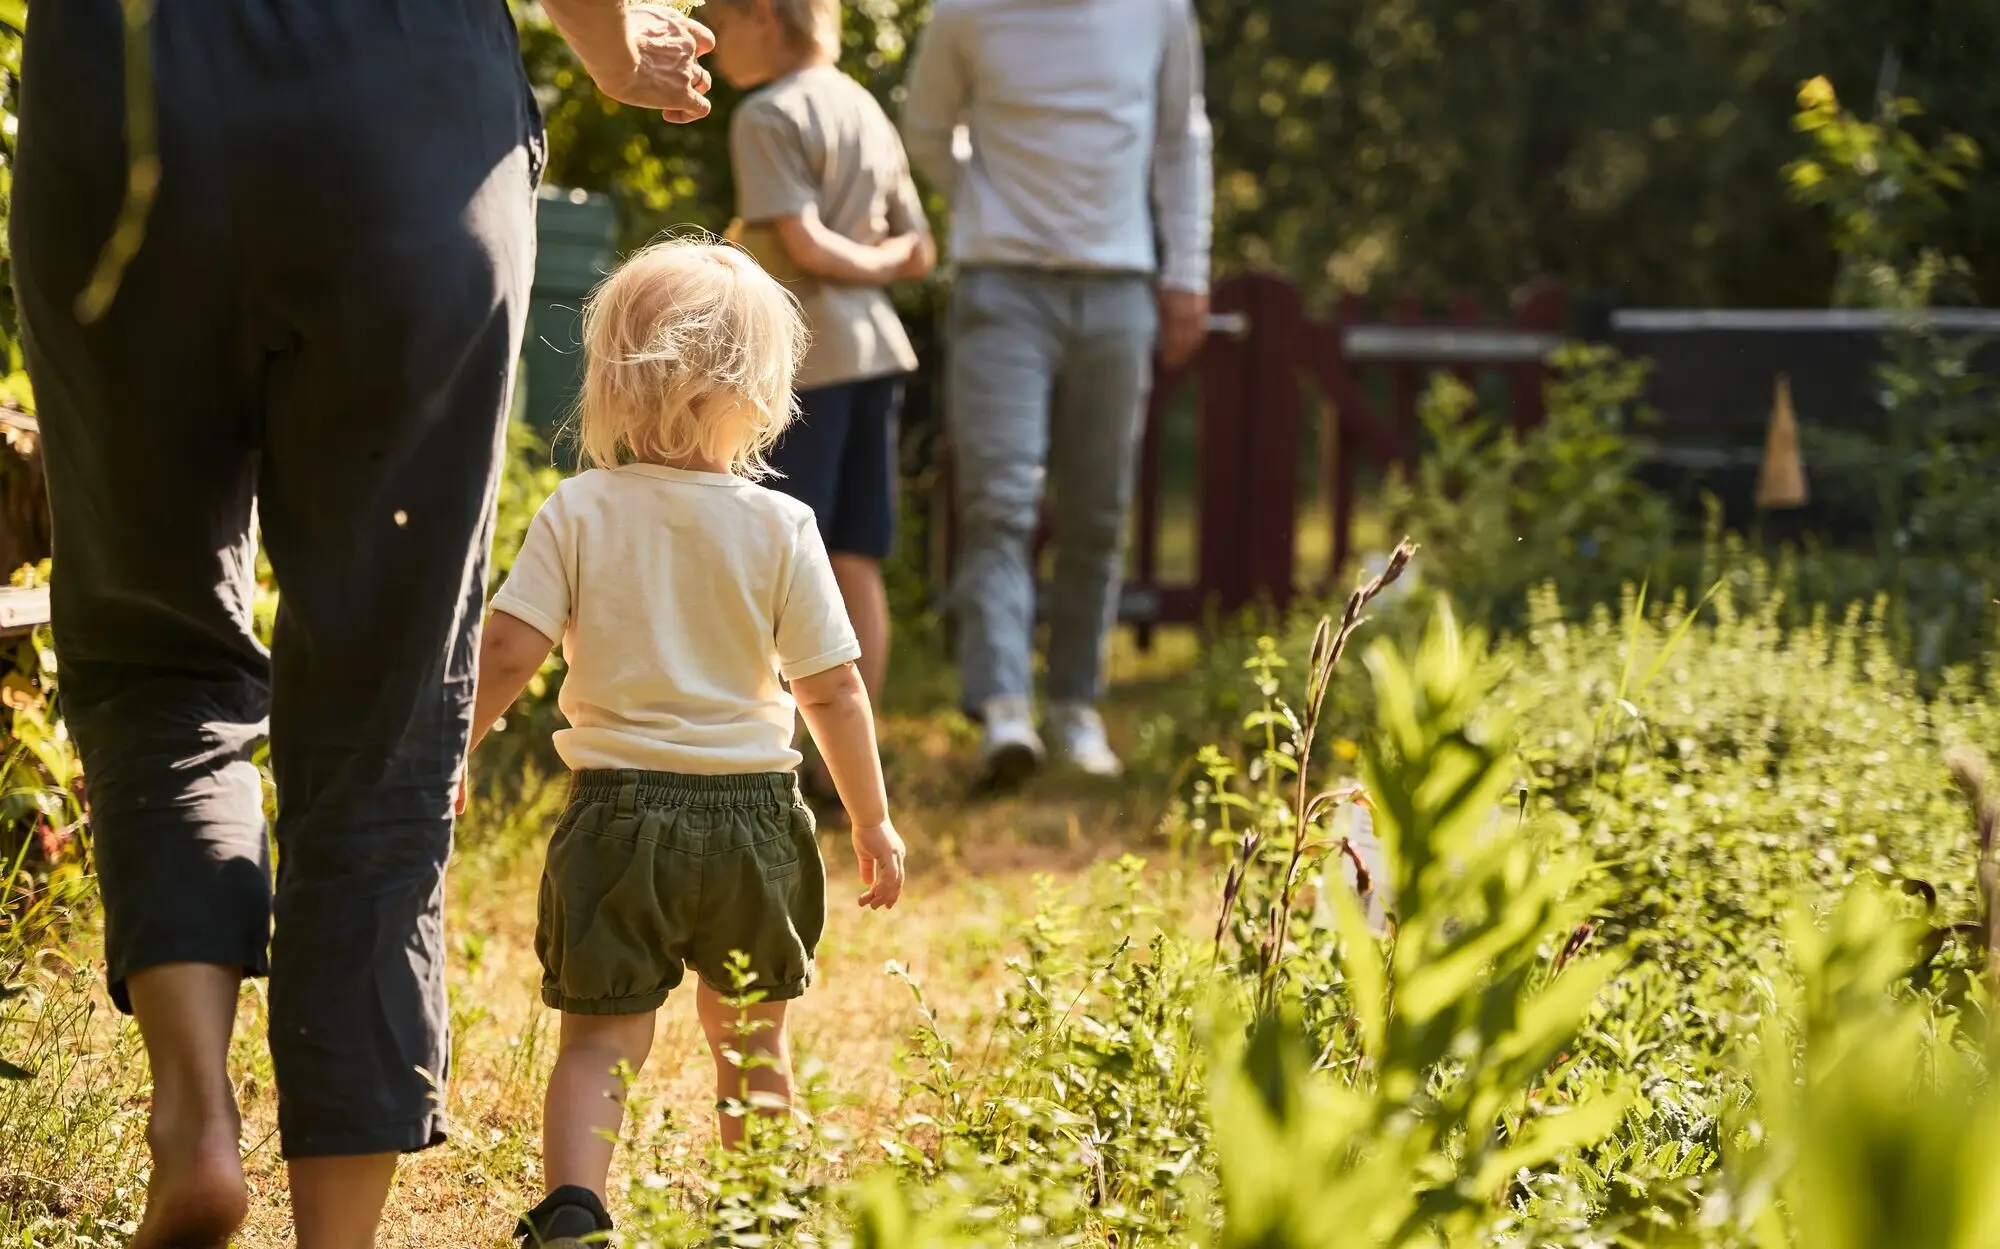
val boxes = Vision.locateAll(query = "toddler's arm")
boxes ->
[770,206,933,286]
[793,662,906,909]
[469,610,558,756]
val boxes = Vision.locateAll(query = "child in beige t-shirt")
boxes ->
[466,240,906,1246]
[708,0,934,779]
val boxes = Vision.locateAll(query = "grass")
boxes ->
[7,572,2000,1246]
[0,631,1203,1246]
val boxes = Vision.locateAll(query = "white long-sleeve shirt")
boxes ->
[900,0,1214,293]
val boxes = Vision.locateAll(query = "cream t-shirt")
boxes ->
[490,464,861,775]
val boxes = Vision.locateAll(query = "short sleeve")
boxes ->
[490,492,572,645]
[731,101,820,224]
[776,517,862,681]
[885,168,930,239]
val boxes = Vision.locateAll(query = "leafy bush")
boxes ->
[562,574,2000,1248]
[1381,346,1674,630]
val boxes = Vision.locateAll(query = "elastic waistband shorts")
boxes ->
[536,770,827,1015]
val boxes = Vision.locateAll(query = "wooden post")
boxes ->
[1324,298,1365,594]
[1510,279,1566,433]
[1197,276,1257,616]
[1449,291,1483,394]
[1390,293,1424,468]
[1239,276,1306,614]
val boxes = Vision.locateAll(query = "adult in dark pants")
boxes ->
[10,2,714,1245]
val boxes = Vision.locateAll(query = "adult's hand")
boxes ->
[545,0,716,123]
[1158,286,1209,370]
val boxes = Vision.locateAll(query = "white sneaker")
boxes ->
[1047,702,1124,778]
[977,697,1046,791]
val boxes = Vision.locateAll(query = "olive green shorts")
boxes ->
[536,770,825,1015]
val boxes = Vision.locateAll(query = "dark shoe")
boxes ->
[517,1185,612,1248]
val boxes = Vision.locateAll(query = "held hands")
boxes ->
[592,4,717,123]
[1157,286,1210,370]
[851,820,907,910]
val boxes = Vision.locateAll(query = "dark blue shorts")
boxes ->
[770,374,905,560]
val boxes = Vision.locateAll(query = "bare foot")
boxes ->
[133,1119,248,1249]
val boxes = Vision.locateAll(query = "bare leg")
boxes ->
[289,1153,399,1249]
[830,553,890,709]
[127,964,250,1249]
[543,1011,658,1196]
[695,982,794,1151]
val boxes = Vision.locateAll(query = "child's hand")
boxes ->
[851,820,907,910]
[454,766,469,818]
[882,234,931,282]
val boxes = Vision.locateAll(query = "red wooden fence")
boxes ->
[936,273,1567,644]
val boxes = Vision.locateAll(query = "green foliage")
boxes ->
[1382,346,1674,628]
[1719,885,2000,1249]
[0,1,29,408]
[508,1,2000,309]
[1776,76,2000,666]
[1783,75,1981,310]
[519,0,934,252]
[1206,603,1627,1249]
[1200,0,2000,307]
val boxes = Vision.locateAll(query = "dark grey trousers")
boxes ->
[11,0,541,1157]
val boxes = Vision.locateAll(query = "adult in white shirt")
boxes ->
[902,0,1214,786]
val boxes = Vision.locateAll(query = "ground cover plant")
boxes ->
[5,529,1998,1244]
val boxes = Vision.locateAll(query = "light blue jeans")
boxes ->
[946,268,1159,711]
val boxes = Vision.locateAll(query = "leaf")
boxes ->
[1330,867,1388,1057]
[1472,1087,1634,1192]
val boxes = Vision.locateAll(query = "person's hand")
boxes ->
[590,4,717,123]
[1158,286,1210,369]
[851,820,907,909]
[885,234,930,282]
[454,766,469,817]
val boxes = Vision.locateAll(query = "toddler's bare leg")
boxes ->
[696,982,794,1150]
[127,964,249,1249]
[544,1011,658,1195]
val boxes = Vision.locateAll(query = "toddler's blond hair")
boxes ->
[577,238,806,478]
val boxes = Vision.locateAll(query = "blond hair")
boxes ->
[576,237,807,478]
[710,0,840,55]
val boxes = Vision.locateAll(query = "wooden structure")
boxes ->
[936,273,1566,643]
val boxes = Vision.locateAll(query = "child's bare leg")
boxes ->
[544,1011,657,1195]
[289,1153,399,1249]
[696,981,794,1150]
[830,553,889,707]
[126,963,249,1249]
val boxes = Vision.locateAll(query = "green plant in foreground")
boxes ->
[1717,884,2000,1249]
[1209,601,1627,1248]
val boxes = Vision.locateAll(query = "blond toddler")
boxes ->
[466,239,906,1246]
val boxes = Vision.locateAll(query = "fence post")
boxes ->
[1197,274,1304,618]
[1390,293,1424,467]
[1323,296,1363,594]
[1510,279,1567,432]
[1242,277,1306,614]
[1198,277,1255,615]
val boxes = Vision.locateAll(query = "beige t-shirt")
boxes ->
[491,464,861,775]
[731,65,926,391]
